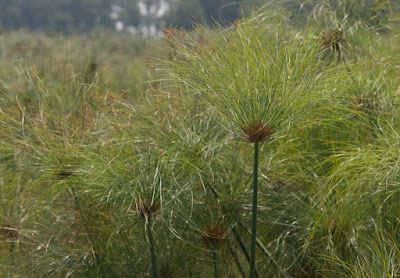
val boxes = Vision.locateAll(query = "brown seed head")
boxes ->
[234,19,240,28]
[201,224,227,246]
[135,199,160,218]
[163,28,178,40]
[178,30,186,37]
[241,120,274,143]
[1,225,19,239]
[353,92,376,112]
[321,29,344,53]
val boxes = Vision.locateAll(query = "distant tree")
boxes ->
[139,0,167,34]
[163,0,205,29]
[162,0,262,30]
[198,0,242,24]
[114,0,141,28]
[0,0,140,33]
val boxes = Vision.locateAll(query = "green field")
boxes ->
[2,1,400,277]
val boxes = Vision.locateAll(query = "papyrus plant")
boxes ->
[163,17,347,277]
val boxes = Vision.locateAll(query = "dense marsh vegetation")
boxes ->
[1,0,400,277]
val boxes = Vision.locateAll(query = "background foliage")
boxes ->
[0,0,261,33]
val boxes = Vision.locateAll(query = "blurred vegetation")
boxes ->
[1,0,400,277]
[0,0,259,33]
[0,0,133,33]
[0,0,315,36]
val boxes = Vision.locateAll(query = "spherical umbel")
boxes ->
[135,199,160,218]
[201,224,227,247]
[321,29,344,55]
[241,120,274,143]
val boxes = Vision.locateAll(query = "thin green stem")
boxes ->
[233,226,250,262]
[147,217,158,278]
[229,245,246,278]
[250,142,259,278]
[239,221,289,278]
[233,225,260,278]
[213,247,220,278]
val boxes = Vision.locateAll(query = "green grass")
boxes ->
[2,1,400,277]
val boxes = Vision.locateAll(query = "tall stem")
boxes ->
[250,142,259,278]
[213,247,220,278]
[147,217,158,278]
[229,245,246,277]
[233,226,260,277]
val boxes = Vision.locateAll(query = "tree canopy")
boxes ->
[0,0,263,33]
[0,0,139,33]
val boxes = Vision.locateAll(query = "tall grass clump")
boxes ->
[163,17,348,277]
[2,1,400,276]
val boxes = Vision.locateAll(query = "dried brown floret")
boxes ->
[234,19,240,28]
[353,92,376,112]
[321,29,344,54]
[241,120,274,143]
[201,224,227,246]
[1,225,19,239]
[135,199,160,218]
